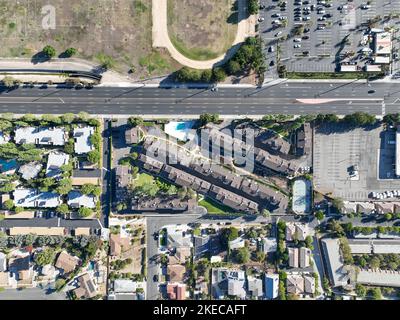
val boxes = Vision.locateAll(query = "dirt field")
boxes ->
[0,0,179,78]
[167,0,238,61]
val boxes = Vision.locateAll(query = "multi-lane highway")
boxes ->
[1,81,400,116]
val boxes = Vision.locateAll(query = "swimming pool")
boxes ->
[165,121,195,141]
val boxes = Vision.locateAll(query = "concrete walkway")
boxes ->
[152,0,255,70]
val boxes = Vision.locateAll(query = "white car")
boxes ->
[294,38,302,42]
[317,25,326,30]
[294,44,301,48]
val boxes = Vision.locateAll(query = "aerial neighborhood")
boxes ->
[0,0,400,305]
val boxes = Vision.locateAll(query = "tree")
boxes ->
[42,45,56,59]
[64,138,75,154]
[227,60,241,74]
[87,150,100,164]
[221,227,239,247]
[369,287,382,300]
[355,283,367,298]
[199,113,219,126]
[384,213,393,221]
[34,248,55,266]
[2,76,16,88]
[248,0,259,15]
[56,204,69,215]
[343,112,376,127]
[234,247,250,263]
[78,207,93,218]
[56,178,73,195]
[255,251,266,262]
[64,48,77,57]
[128,117,144,127]
[61,113,76,124]
[77,111,89,121]
[327,220,345,237]
[262,208,270,218]
[305,236,314,249]
[81,184,96,195]
[339,237,353,265]
[3,199,14,210]
[315,210,325,221]
[212,67,227,82]
[331,198,344,212]
[370,256,380,269]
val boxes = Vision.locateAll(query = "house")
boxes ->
[46,151,69,179]
[167,229,193,249]
[286,274,304,295]
[72,169,101,185]
[260,237,277,254]
[74,273,97,299]
[18,162,42,180]
[255,128,291,156]
[115,165,132,199]
[304,275,315,294]
[168,247,191,265]
[113,279,144,295]
[125,127,140,144]
[288,247,299,268]
[167,283,186,300]
[109,234,131,256]
[138,154,165,174]
[194,235,210,260]
[55,251,79,274]
[212,268,246,299]
[0,159,18,175]
[67,191,96,209]
[0,252,7,272]
[15,126,67,146]
[131,196,197,213]
[167,264,186,282]
[13,189,62,208]
[299,247,311,268]
[9,255,32,282]
[286,222,310,241]
[265,273,279,299]
[296,123,312,157]
[74,126,94,154]
[41,264,56,278]
[289,247,311,268]
[229,237,245,250]
[247,276,263,299]
[341,201,358,214]
[375,202,394,214]
[357,202,375,214]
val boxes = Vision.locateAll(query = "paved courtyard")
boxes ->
[314,122,400,201]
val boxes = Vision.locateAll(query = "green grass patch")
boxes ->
[134,0,148,13]
[199,198,233,214]
[287,72,384,80]
[139,51,170,74]
[169,35,221,61]
[134,173,155,188]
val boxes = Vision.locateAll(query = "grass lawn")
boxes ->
[134,173,155,187]
[167,0,238,61]
[199,197,233,214]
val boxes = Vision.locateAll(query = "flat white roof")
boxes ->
[366,64,382,72]
[374,56,390,64]
[0,132,10,144]
[15,127,67,146]
[396,130,400,176]
[358,270,400,287]
[46,152,70,178]
[73,126,94,154]
[67,190,96,208]
[13,188,61,208]
[340,65,357,72]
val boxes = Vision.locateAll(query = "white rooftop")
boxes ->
[74,126,94,154]
[67,190,96,208]
[19,162,43,180]
[46,152,69,178]
[13,188,61,208]
[0,132,10,144]
[15,127,67,146]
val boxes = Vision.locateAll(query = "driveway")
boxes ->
[152,0,255,69]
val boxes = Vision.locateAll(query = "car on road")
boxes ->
[153,233,159,241]
[294,44,301,48]
[368,89,376,94]
[274,31,283,37]
[153,275,159,282]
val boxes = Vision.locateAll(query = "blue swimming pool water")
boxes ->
[176,123,187,130]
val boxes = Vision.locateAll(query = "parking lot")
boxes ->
[313,123,400,201]
[259,0,400,79]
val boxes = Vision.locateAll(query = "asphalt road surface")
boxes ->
[0,81,399,116]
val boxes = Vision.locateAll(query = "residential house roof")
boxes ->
[299,247,311,268]
[73,126,94,154]
[15,126,67,146]
[46,151,69,178]
[13,189,61,208]
[110,234,131,256]
[125,127,140,145]
[74,273,97,299]
[286,275,304,295]
[247,276,263,298]
[67,191,96,209]
[55,251,79,274]
[288,247,299,268]
[304,275,315,294]
[19,162,42,180]
[167,283,186,300]
[168,247,191,265]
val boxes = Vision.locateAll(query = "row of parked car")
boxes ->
[370,190,400,200]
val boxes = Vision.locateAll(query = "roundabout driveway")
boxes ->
[152,0,255,69]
